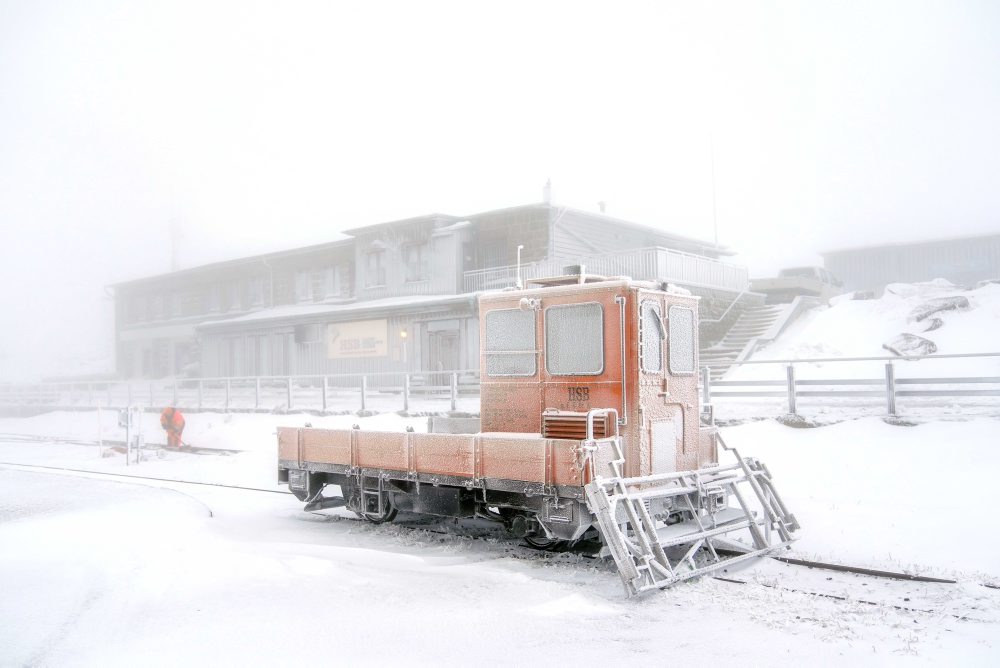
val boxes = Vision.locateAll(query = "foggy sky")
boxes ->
[1,0,998,380]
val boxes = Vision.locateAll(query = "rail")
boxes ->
[463,247,749,293]
[0,370,482,415]
[2,353,997,420]
[700,352,1000,420]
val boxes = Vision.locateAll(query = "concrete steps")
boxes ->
[700,305,788,380]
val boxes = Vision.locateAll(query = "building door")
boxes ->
[422,320,460,385]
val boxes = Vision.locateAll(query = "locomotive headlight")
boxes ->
[288,469,307,491]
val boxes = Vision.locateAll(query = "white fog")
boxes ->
[1,4,1000,665]
[1,0,997,380]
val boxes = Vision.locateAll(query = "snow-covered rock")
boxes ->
[883,332,938,356]
[908,295,970,322]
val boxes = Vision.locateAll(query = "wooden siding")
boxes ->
[198,308,478,378]
[552,208,720,260]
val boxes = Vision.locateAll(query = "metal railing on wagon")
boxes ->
[700,352,1000,420]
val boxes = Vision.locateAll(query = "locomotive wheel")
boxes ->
[360,499,398,524]
[524,535,571,551]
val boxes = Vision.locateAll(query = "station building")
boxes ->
[112,202,749,380]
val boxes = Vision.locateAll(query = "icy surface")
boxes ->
[0,410,998,664]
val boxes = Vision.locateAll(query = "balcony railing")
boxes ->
[462,247,749,293]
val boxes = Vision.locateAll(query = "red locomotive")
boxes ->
[278,273,798,596]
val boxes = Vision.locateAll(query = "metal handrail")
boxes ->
[702,351,1000,367]
[700,287,751,325]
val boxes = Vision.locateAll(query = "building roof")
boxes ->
[110,237,354,288]
[341,212,463,235]
[196,293,478,330]
[113,200,731,288]
[822,231,1000,256]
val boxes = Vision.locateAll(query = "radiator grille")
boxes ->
[542,411,609,440]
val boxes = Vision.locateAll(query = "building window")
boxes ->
[248,277,265,306]
[152,295,165,320]
[402,243,428,282]
[295,271,311,302]
[169,293,182,317]
[294,323,322,344]
[641,301,664,373]
[365,251,386,287]
[225,281,241,311]
[668,305,696,375]
[484,308,536,377]
[205,286,221,313]
[545,303,604,375]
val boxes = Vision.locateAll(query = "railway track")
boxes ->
[1,459,996,615]
[0,431,242,455]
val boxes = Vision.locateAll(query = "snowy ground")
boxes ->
[1,410,998,665]
[715,281,1000,422]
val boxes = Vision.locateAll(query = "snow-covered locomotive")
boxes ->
[278,274,798,596]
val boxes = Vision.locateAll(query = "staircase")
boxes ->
[700,304,790,380]
[584,431,799,597]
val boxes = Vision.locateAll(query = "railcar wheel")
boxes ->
[524,535,571,551]
[360,499,398,524]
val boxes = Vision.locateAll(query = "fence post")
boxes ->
[225,378,231,412]
[701,367,712,406]
[403,373,410,413]
[255,377,261,410]
[360,375,367,411]
[321,376,328,412]
[450,372,458,411]
[286,377,293,410]
[197,380,203,411]
[785,364,797,415]
[885,362,897,416]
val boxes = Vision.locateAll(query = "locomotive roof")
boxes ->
[478,275,699,304]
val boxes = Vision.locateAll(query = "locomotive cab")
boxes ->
[479,274,716,479]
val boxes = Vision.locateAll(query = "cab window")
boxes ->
[484,308,536,376]
[545,303,604,375]
[668,305,696,375]
[640,301,664,373]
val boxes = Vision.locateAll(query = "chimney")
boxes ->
[598,201,606,214]
[542,178,552,204]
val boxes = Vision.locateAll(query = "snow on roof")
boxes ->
[197,293,477,329]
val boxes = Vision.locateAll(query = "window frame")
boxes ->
[640,300,664,374]
[483,307,538,377]
[365,250,386,288]
[667,305,696,376]
[402,242,429,283]
[544,301,605,377]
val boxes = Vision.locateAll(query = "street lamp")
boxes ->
[400,329,408,364]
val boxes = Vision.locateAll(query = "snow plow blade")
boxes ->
[583,435,799,597]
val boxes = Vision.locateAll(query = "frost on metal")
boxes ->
[545,302,604,375]
[641,301,664,372]
[485,308,536,376]
[668,305,695,374]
